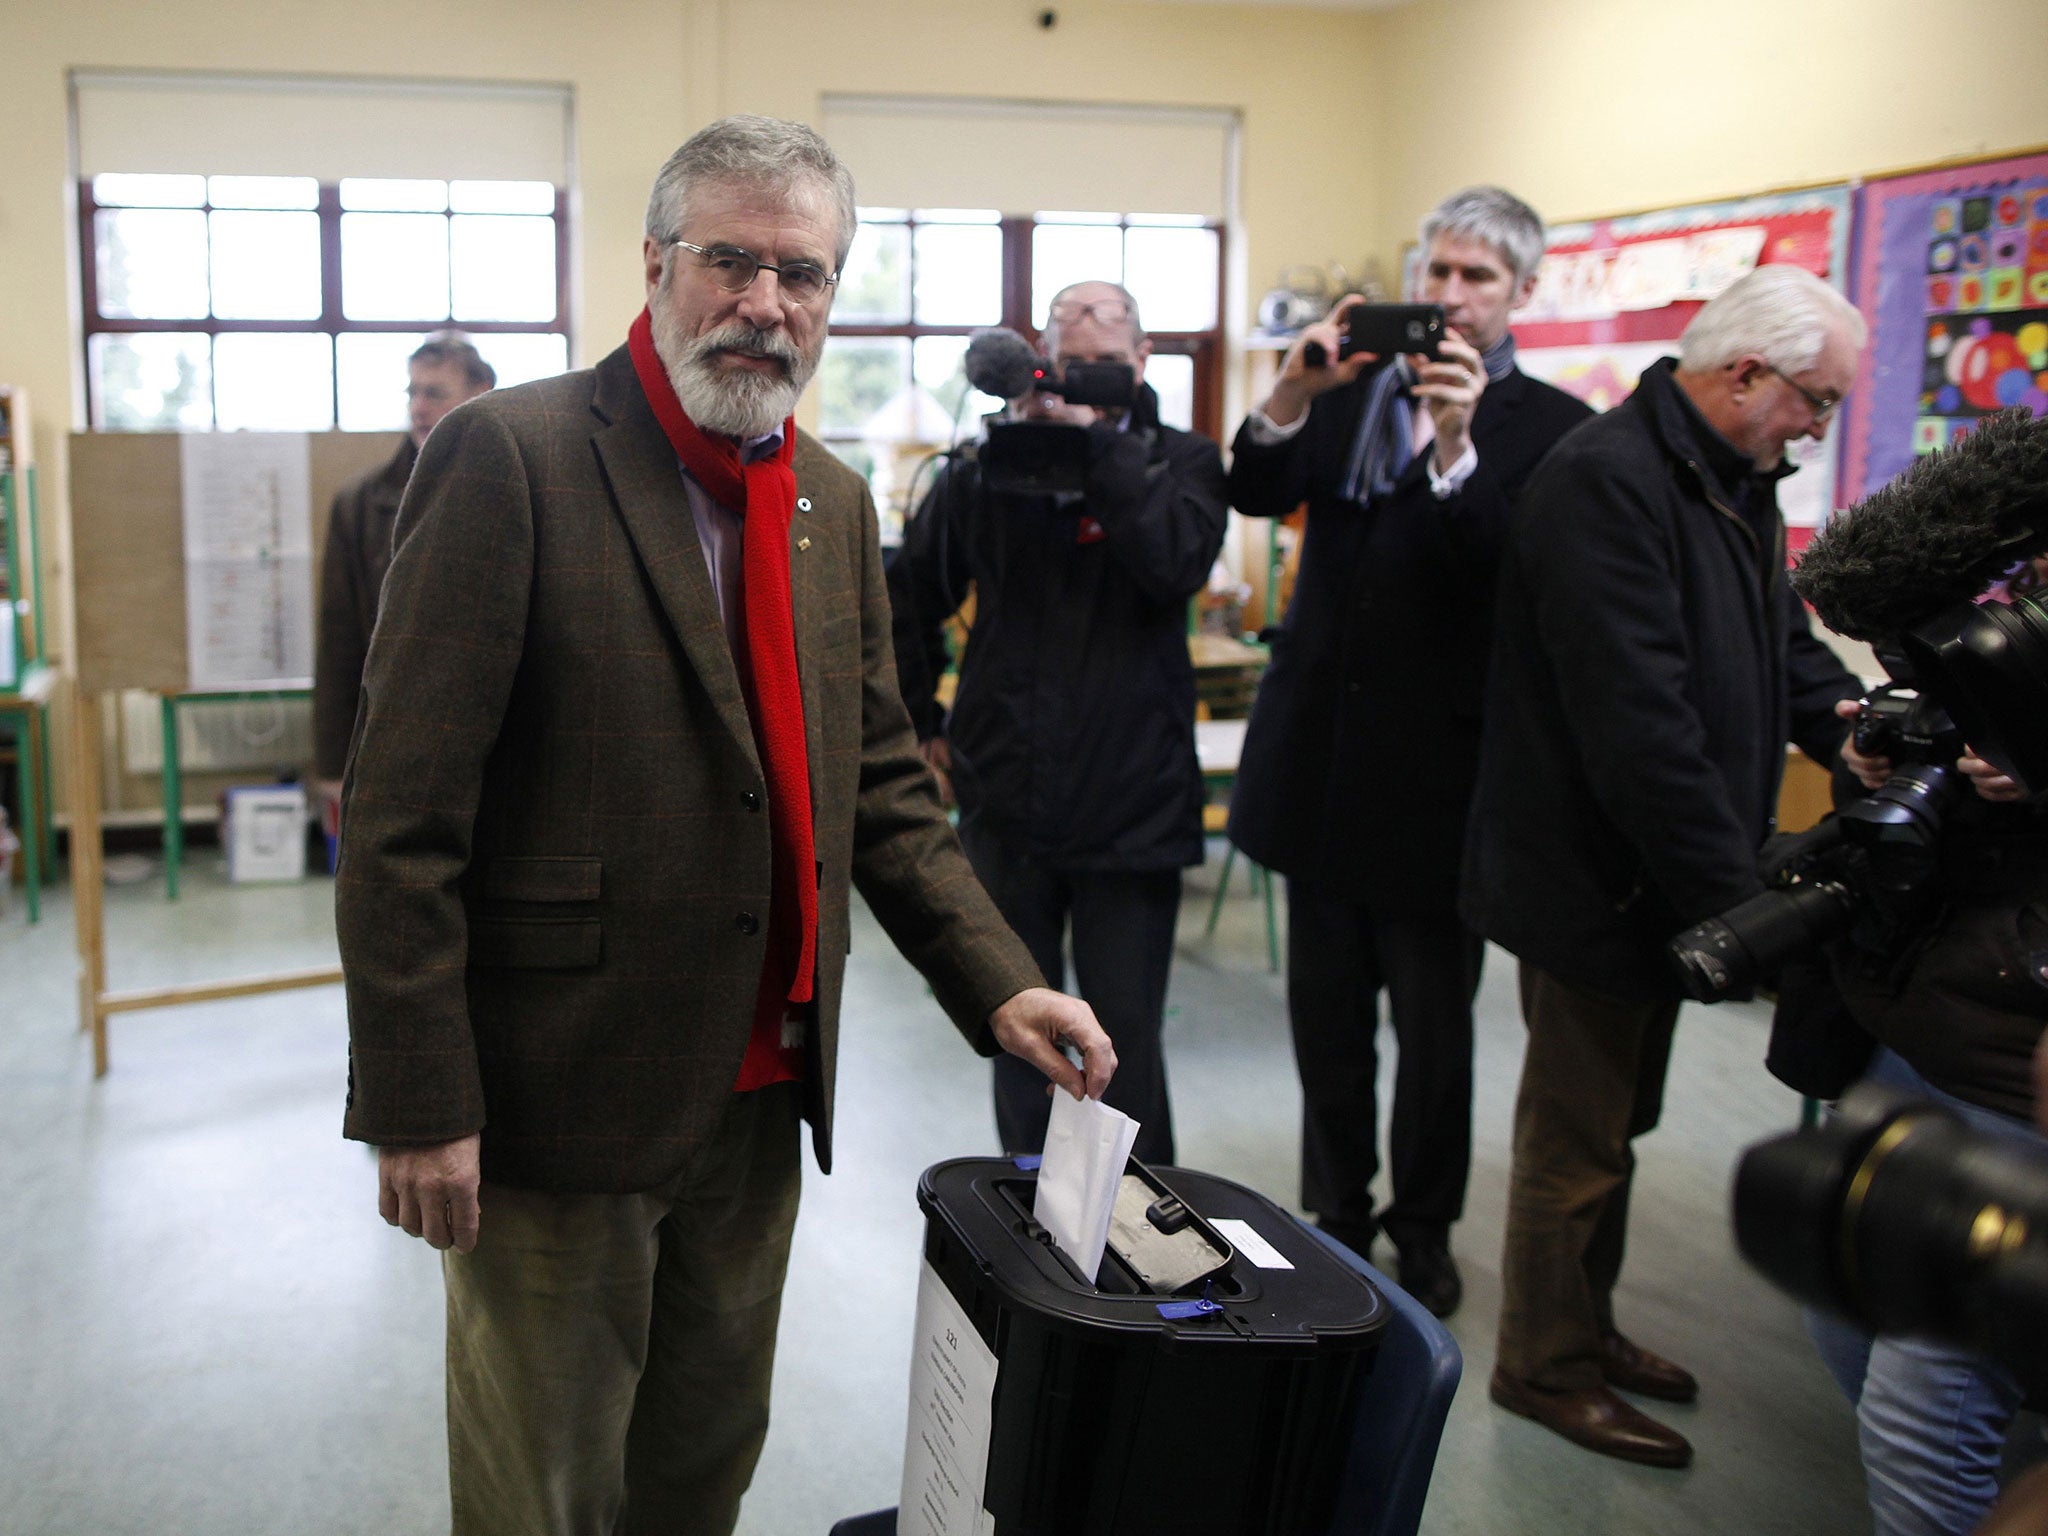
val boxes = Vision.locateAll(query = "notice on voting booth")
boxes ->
[900,1258,999,1536]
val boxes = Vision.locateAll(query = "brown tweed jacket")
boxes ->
[337,344,1042,1192]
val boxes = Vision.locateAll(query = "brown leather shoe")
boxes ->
[1598,1331,1699,1403]
[1489,1369,1693,1468]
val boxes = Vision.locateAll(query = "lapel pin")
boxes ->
[797,536,812,551]
[796,497,813,512]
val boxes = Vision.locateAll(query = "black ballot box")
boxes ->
[910,1157,1388,1536]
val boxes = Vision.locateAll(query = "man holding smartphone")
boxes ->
[1227,186,1591,1316]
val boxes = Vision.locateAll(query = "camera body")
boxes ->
[1669,676,1966,1003]
[979,359,1139,496]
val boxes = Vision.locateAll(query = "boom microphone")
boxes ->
[964,326,1042,402]
[1792,408,2048,645]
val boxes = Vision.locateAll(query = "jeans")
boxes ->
[1806,1047,2033,1536]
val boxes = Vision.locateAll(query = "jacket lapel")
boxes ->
[589,346,761,772]
[789,435,832,809]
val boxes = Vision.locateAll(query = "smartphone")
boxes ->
[1341,303,1447,361]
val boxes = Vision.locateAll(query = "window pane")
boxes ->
[340,178,448,212]
[816,336,910,437]
[856,207,909,223]
[209,210,322,320]
[336,332,428,430]
[912,225,1001,326]
[834,221,910,324]
[214,333,335,430]
[1145,353,1195,432]
[1124,226,1219,332]
[1031,223,1122,324]
[93,173,204,208]
[208,175,318,210]
[95,208,209,319]
[342,212,450,320]
[449,180,557,215]
[88,333,213,430]
[451,214,557,322]
[472,333,570,390]
[913,335,1004,427]
[1036,210,1121,225]
[1128,213,1209,227]
[912,209,999,224]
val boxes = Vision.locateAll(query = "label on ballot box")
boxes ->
[223,784,307,883]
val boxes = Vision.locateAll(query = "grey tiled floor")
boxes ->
[0,846,1868,1534]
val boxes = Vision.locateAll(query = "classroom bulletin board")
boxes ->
[1505,185,1856,536]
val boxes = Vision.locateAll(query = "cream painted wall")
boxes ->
[1367,0,2048,266]
[2,0,1384,687]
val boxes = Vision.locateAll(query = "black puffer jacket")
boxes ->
[889,386,1229,870]
[1460,358,1858,1000]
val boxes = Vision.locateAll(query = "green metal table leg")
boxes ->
[162,695,182,900]
[1204,842,1238,939]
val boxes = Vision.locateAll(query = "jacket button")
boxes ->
[736,911,760,935]
[742,791,762,812]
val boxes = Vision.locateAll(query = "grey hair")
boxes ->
[1677,265,1868,374]
[644,114,858,269]
[409,330,495,390]
[1040,280,1146,354]
[1418,186,1547,287]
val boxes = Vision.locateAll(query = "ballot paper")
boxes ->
[1034,1091,1140,1283]
[899,1258,998,1536]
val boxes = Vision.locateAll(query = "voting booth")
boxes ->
[897,1158,1388,1536]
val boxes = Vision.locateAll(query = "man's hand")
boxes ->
[1409,330,1488,473]
[1835,697,1892,791]
[921,737,955,809]
[989,987,1117,1104]
[378,1133,482,1253]
[1959,750,2026,803]
[1262,294,1379,428]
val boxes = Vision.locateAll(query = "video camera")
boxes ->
[964,326,1139,496]
[1734,1081,2048,1397]
[1669,410,2048,1003]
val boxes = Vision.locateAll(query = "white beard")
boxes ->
[649,300,817,441]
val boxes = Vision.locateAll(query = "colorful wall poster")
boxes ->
[1842,152,2048,508]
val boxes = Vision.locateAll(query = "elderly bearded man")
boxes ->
[336,115,1115,1536]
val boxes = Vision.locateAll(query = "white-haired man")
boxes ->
[1227,187,1593,1317]
[337,115,1114,1536]
[1463,264,1872,1467]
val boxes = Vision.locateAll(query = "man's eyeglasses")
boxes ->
[672,240,838,306]
[1764,363,1842,424]
[1046,297,1133,329]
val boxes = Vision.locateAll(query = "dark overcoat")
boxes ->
[313,437,415,779]
[337,345,1040,1192]
[1460,358,1858,1001]
[1226,362,1592,910]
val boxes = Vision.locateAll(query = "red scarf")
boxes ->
[628,308,816,1088]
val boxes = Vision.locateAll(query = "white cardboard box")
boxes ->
[223,784,307,883]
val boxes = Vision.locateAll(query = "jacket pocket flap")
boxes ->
[468,915,602,970]
[482,856,602,903]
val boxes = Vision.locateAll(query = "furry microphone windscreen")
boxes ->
[1793,408,2048,644]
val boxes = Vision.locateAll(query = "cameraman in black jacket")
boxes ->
[1808,576,2048,1536]
[889,281,1229,1163]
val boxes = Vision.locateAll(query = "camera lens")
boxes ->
[1669,879,1858,1002]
